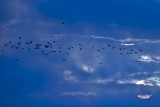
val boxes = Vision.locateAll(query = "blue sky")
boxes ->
[1,0,160,107]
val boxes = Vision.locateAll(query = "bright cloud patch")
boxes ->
[121,43,135,46]
[139,55,153,62]
[137,94,152,100]
[117,76,160,87]
[81,64,94,73]
[136,80,153,86]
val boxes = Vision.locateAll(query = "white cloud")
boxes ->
[136,80,153,86]
[129,72,148,77]
[117,79,138,85]
[90,35,160,44]
[121,43,135,46]
[88,78,113,84]
[117,76,160,87]
[117,79,153,86]
[62,92,97,96]
[147,77,160,86]
[137,94,152,100]
[139,55,160,63]
[63,70,78,82]
[81,64,94,73]
[139,55,153,62]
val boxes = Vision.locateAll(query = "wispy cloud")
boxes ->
[88,78,113,84]
[117,76,160,87]
[63,70,78,82]
[62,92,97,96]
[90,35,160,45]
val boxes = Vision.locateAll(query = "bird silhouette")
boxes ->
[18,42,22,45]
[45,45,49,48]
[62,58,67,61]
[66,53,69,55]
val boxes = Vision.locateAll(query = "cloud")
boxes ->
[139,55,160,63]
[63,70,78,82]
[121,43,135,46]
[81,64,94,73]
[88,78,113,84]
[147,77,160,86]
[117,76,160,87]
[136,80,153,86]
[90,35,160,45]
[137,94,152,100]
[139,55,153,62]
[62,92,97,96]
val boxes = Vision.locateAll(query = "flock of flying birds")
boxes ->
[0,38,143,65]
[0,22,143,65]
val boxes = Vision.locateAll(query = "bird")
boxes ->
[19,37,22,39]
[25,42,30,44]
[35,44,41,49]
[126,52,129,55]
[47,42,52,46]
[135,52,138,54]
[66,53,69,55]
[45,45,49,48]
[30,41,33,44]
[62,22,64,24]
[62,58,67,61]
[17,42,22,45]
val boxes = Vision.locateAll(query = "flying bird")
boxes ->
[19,37,22,39]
